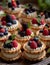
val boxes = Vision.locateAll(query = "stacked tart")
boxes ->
[0,25,11,48]
[16,23,34,46]
[39,24,50,48]
[20,4,37,22]
[30,17,46,35]
[23,37,46,61]
[1,35,21,61]
[1,14,21,34]
[4,0,24,18]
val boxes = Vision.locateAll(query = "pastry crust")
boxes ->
[23,50,46,61]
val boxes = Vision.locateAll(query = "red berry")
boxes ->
[0,6,3,10]
[1,17,6,21]
[26,29,32,35]
[11,15,16,20]
[43,29,49,35]
[41,19,45,25]
[30,41,37,49]
[12,2,17,7]
[12,40,18,47]
[2,21,6,25]
[0,28,5,33]
[32,18,37,24]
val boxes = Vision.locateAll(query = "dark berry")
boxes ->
[0,33,4,37]
[0,25,3,29]
[12,20,16,24]
[38,43,42,47]
[28,41,31,46]
[39,30,43,33]
[31,8,36,12]
[28,3,32,9]
[12,7,15,10]
[4,31,8,35]
[8,2,12,8]
[33,37,39,42]
[38,23,41,26]
[45,24,49,27]
[6,23,12,26]
[16,0,20,5]
[8,36,12,40]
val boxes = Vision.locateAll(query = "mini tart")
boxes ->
[23,42,46,61]
[1,41,21,61]
[21,11,37,23]
[39,32,50,48]
[16,32,34,46]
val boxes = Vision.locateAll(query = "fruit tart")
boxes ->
[4,0,24,18]
[45,11,50,26]
[23,37,46,61]
[30,17,46,35]
[1,35,21,61]
[1,14,21,34]
[0,25,11,48]
[16,23,34,46]
[20,6,37,22]
[39,25,50,48]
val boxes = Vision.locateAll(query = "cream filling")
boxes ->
[6,20,18,31]
[39,33,50,40]
[24,51,45,58]
[2,50,21,58]
[0,11,5,16]
[0,33,11,40]
[16,32,34,41]
[25,42,44,52]
[46,18,50,23]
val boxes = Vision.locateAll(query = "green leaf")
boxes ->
[11,35,16,40]
[27,22,31,28]
[23,4,29,9]
[37,18,40,23]
[1,13,6,16]
[5,40,12,44]
[47,48,50,54]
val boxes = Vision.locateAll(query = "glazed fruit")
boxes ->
[26,28,32,35]
[43,29,49,35]
[30,41,37,49]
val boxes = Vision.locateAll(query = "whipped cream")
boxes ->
[0,11,5,16]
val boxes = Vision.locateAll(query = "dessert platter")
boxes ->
[0,0,50,65]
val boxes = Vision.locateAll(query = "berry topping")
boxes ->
[33,37,39,42]
[16,0,20,6]
[11,15,16,20]
[0,28,5,33]
[0,25,3,29]
[4,31,8,35]
[30,41,37,49]
[26,28,32,35]
[2,21,6,25]
[12,40,18,47]
[12,1,17,7]
[1,17,6,21]
[7,23,12,26]
[39,30,43,33]
[41,19,45,25]
[43,28,49,35]
[8,2,12,8]
[0,33,4,37]
[12,20,16,24]
[32,18,37,24]
[37,42,42,47]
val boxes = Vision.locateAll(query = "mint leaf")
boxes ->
[5,40,12,44]
[11,35,16,40]
[47,48,50,54]
[37,18,40,23]
[27,22,31,28]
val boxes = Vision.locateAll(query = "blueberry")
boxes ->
[28,41,31,46]
[6,23,12,26]
[18,31,26,37]
[22,23,28,31]
[45,24,49,27]
[31,8,36,12]
[33,37,39,42]
[4,43,12,48]
[12,7,15,10]
[39,30,43,33]
[8,2,12,8]
[5,28,8,31]
[12,20,16,24]
[0,33,4,37]
[25,10,29,14]
[38,43,42,47]
[4,31,8,35]
[6,14,13,23]
[38,23,41,26]
[0,25,3,29]
[8,36,12,40]
[16,0,20,5]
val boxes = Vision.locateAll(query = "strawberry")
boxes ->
[41,19,45,25]
[32,18,37,24]
[1,17,6,21]
[12,40,18,47]
[0,28,5,33]
[30,41,37,49]
[26,28,32,35]
[2,21,6,25]
[12,1,17,7]
[43,28,49,35]
[11,15,16,20]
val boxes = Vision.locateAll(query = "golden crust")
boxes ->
[1,43,21,54]
[23,42,46,54]
[23,51,46,61]
[1,50,22,61]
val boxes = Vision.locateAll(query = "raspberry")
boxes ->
[26,29,32,35]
